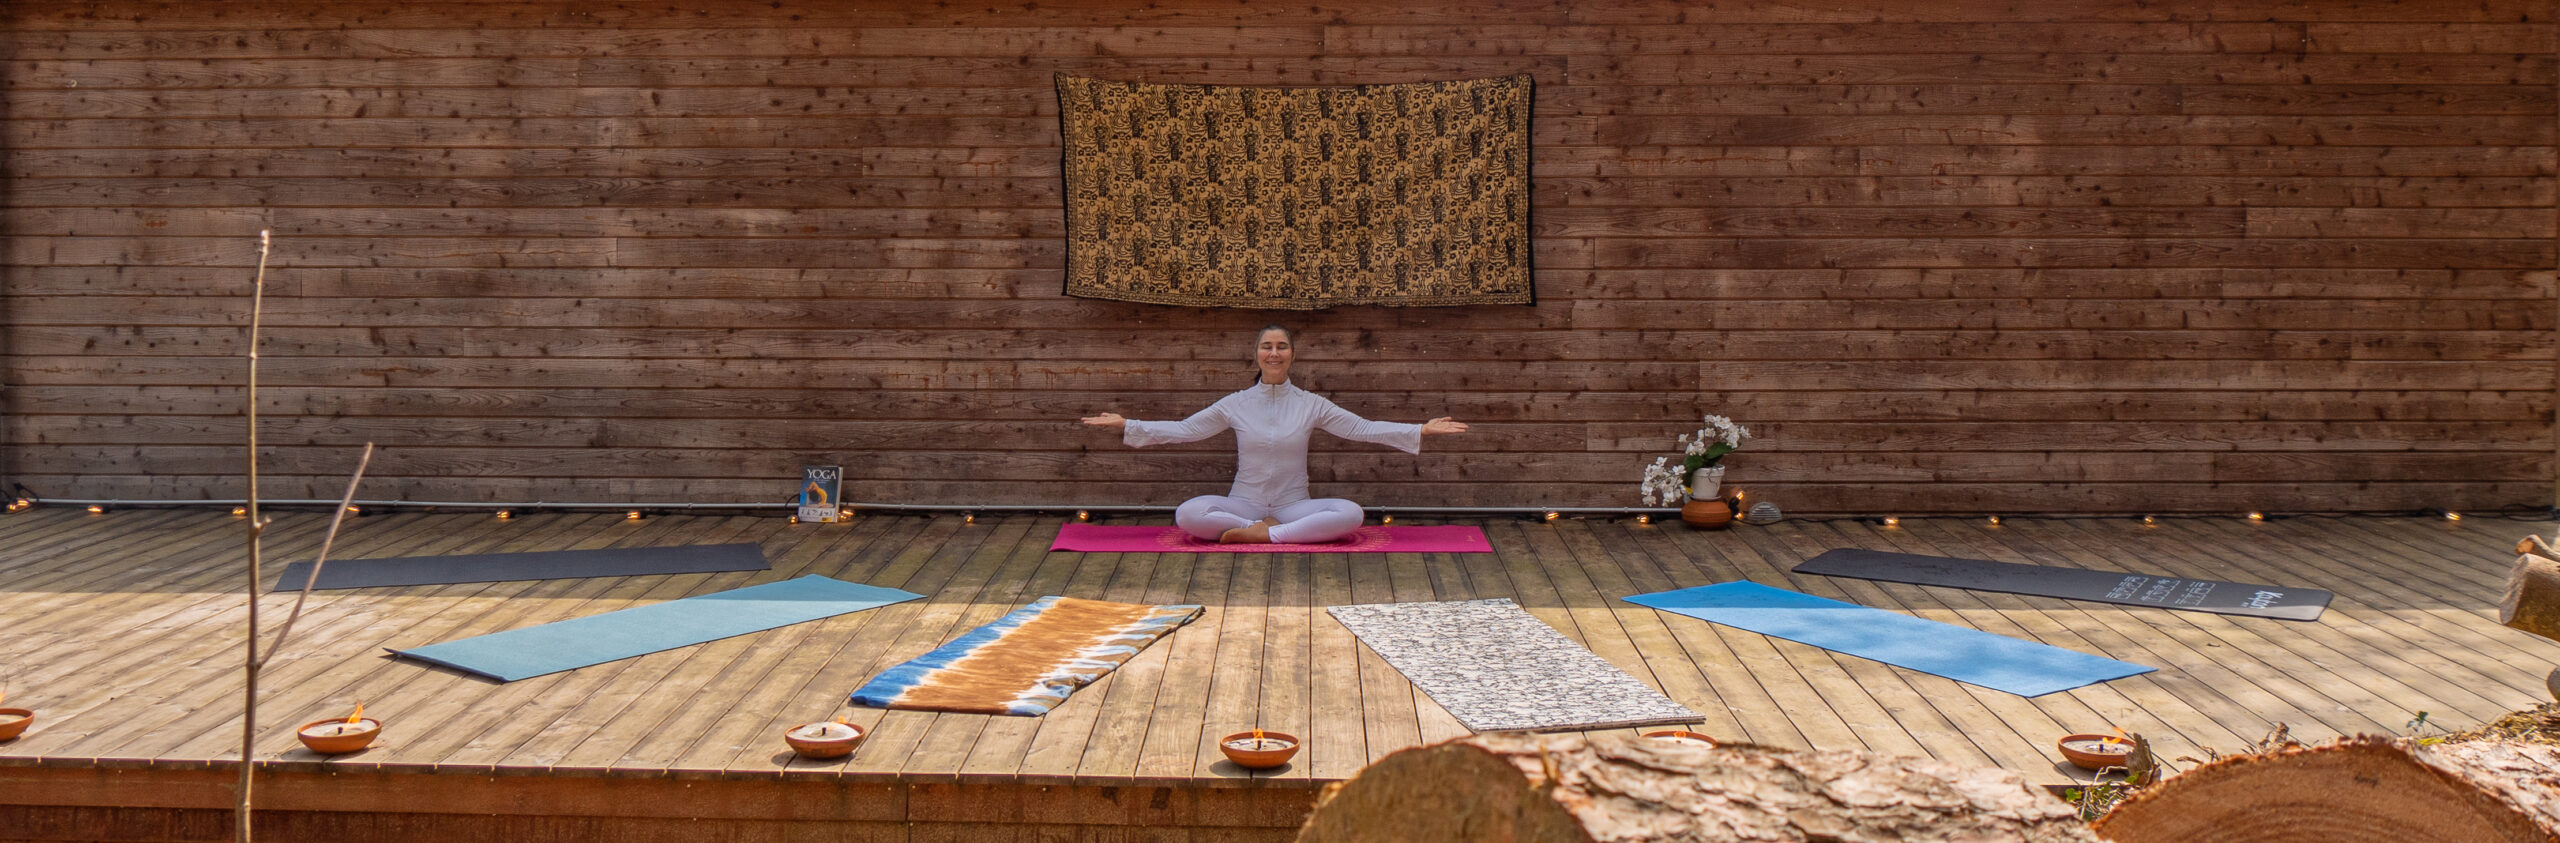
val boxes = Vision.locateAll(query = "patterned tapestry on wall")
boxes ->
[1057,74,1534,309]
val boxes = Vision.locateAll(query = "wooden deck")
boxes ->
[2,507,2554,838]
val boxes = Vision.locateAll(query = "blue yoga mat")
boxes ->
[389,575,923,682]
[1623,581,2154,697]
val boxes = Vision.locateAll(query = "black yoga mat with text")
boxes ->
[271,543,770,591]
[1792,548,2330,621]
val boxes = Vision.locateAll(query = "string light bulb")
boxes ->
[838,506,854,520]
[1881,516,1900,528]
[345,505,362,515]
[1076,510,1090,522]
[626,510,644,521]
[1380,514,1393,525]
[495,509,513,520]
[87,504,105,515]
[2247,512,2266,522]
[2445,511,2463,521]
[2141,515,2156,525]
[1635,514,1651,525]
[13,498,34,511]
[1544,511,1560,522]
[963,512,975,524]
[787,514,800,524]
[1986,515,2002,526]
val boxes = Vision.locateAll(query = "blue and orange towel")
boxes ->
[849,595,1204,716]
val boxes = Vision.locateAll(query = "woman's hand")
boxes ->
[1421,417,1468,435]
[1082,412,1127,429]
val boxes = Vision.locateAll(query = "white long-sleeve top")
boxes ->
[1122,380,1423,508]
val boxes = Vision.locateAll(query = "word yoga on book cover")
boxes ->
[798,465,842,523]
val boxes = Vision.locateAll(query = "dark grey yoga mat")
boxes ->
[271,543,769,591]
[1793,548,2331,621]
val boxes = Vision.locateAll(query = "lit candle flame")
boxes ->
[347,703,364,725]
[1253,728,1264,741]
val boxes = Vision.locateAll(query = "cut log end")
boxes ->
[2094,737,2560,843]
[2502,551,2560,642]
[1294,731,2094,843]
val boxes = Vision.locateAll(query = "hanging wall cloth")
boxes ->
[1057,74,1534,309]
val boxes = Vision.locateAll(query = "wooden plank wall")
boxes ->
[1,0,2553,514]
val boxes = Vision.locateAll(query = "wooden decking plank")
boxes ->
[2135,517,2538,719]
[2063,516,2519,726]
[1344,545,1423,766]
[1903,518,2260,755]
[141,511,636,762]
[793,517,1014,775]
[1871,518,2245,769]
[1545,521,1742,743]
[1014,545,1157,782]
[701,514,975,773]
[1300,551,1370,780]
[1596,521,1804,750]
[1682,523,1918,755]
[317,512,731,767]
[417,515,774,767]
[1133,549,1232,781]
[1187,549,1274,780]
[1253,550,1317,782]
[953,519,1117,781]
[0,510,342,670]
[35,511,521,759]
[663,513,934,772]
[1730,521,2061,771]
[2282,517,2560,683]
[605,514,905,770]
[0,512,469,759]
[1071,546,1201,779]
[2009,518,2405,740]
[550,517,923,770]
[882,516,1073,778]
[0,508,198,583]
[376,514,749,766]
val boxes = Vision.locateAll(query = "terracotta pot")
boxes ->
[2057,733,2135,771]
[296,718,381,755]
[1680,499,1733,529]
[0,708,32,741]
[1640,729,1717,747]
[1219,730,1300,770]
[784,721,867,759]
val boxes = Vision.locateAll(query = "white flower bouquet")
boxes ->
[1639,414,1749,506]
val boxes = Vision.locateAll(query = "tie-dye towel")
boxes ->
[849,595,1204,716]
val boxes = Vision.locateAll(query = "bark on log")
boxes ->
[2092,737,2560,843]
[2502,551,2560,643]
[1293,731,2095,843]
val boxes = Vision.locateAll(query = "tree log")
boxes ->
[2092,737,2560,843]
[2502,551,2560,643]
[1293,731,2094,843]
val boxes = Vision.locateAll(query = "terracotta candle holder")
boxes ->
[1218,730,1300,770]
[784,721,867,759]
[1641,729,1717,747]
[0,708,32,741]
[2057,733,2134,771]
[296,718,382,755]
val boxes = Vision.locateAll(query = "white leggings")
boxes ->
[1174,496,1366,544]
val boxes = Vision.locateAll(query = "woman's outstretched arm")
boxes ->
[1087,403,1233,447]
[1080,412,1126,428]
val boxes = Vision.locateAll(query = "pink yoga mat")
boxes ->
[1049,524,1492,554]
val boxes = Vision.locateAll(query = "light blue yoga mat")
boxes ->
[389,575,924,682]
[1623,581,2154,697]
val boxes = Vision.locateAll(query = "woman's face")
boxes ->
[1255,329,1294,383]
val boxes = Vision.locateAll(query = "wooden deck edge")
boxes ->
[0,757,1325,841]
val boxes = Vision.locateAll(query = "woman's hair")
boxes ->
[1249,324,1294,385]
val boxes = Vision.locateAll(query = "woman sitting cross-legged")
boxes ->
[1080,325,1467,544]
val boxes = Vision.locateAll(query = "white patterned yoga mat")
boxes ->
[1326,598,1703,732]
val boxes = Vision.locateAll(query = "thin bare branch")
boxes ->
[238,228,272,843]
[254,442,375,669]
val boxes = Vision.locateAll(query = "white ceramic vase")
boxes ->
[1687,465,1725,501]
